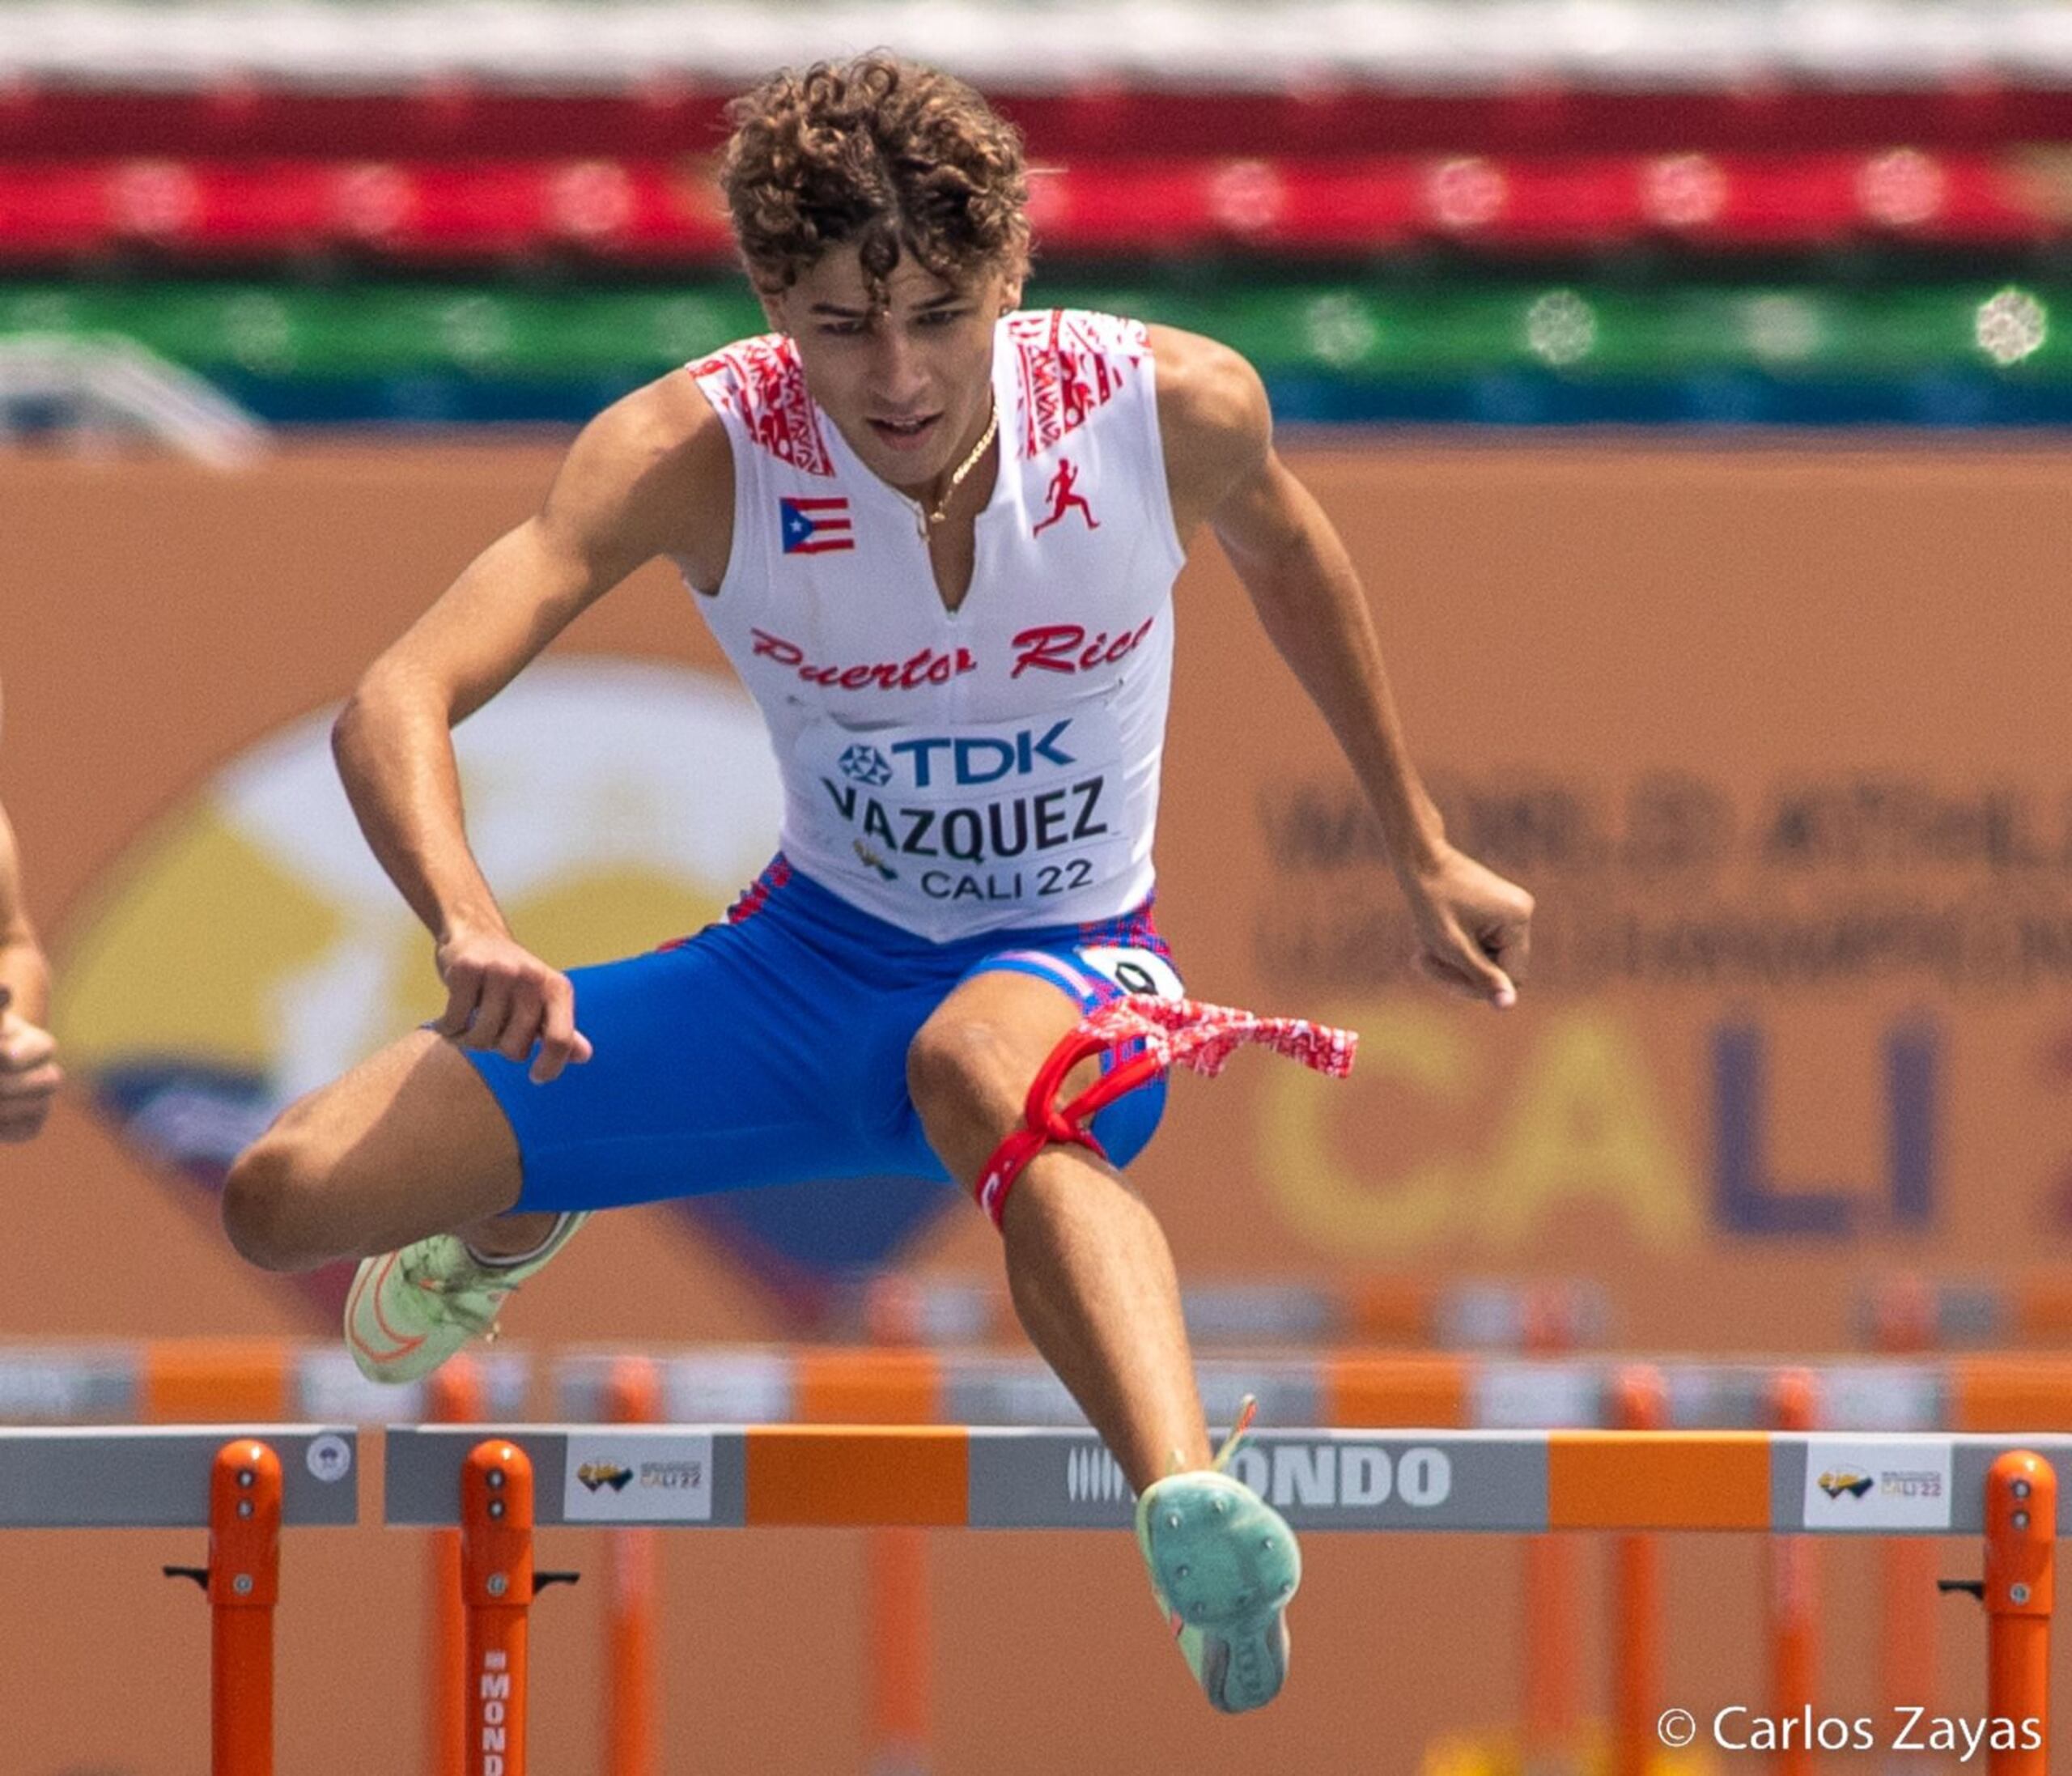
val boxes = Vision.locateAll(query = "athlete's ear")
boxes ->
[991,257,1024,317]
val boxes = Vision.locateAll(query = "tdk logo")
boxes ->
[891,722,1074,787]
[838,744,894,787]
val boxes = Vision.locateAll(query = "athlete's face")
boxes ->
[762,245,1018,495]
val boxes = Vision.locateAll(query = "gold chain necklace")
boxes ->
[915,402,999,536]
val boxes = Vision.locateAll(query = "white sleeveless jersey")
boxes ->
[683,309,1187,941]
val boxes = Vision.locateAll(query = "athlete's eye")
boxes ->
[917,309,968,328]
[819,321,868,338]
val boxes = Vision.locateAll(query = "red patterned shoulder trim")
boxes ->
[688,334,835,478]
[1006,309,1149,460]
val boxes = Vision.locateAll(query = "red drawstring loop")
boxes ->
[971,994,1358,1228]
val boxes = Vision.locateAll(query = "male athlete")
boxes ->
[223,56,1532,1714]
[0,678,59,1143]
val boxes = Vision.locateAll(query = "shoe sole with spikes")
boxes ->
[1135,1467,1301,1714]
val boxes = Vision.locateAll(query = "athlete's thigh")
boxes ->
[472,919,905,1213]
[257,1027,524,1249]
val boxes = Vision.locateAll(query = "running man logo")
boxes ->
[1817,1470,1876,1501]
[1031,457,1098,536]
[576,1461,635,1494]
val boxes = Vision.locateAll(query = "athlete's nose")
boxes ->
[868,326,929,410]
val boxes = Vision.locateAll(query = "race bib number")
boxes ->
[1078,945,1184,1001]
[800,707,1130,910]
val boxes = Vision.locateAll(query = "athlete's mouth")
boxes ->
[868,413,941,451]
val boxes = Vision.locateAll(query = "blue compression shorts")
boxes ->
[464,856,1181,1214]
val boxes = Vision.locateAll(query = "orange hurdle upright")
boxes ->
[1519,1294,1588,1776]
[430,1358,486,1776]
[204,1438,282,1776]
[605,1357,661,1776]
[1520,1527,1580,1773]
[1984,1451,2054,1774]
[1768,1370,1819,1776]
[1608,1368,1663,1776]
[1871,1277,1942,1719]
[795,1346,940,1776]
[461,1440,537,1776]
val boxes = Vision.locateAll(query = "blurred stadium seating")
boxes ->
[4,1,2072,427]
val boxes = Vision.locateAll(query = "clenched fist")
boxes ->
[1402,844,1535,1009]
[0,984,59,1141]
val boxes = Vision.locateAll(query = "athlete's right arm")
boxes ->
[333,372,732,1082]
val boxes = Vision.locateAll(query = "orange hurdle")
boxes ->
[1768,1370,1819,1776]
[140,1331,293,1776]
[794,1346,940,1776]
[457,1436,579,1776]
[203,1439,282,1776]
[1520,1303,1588,1776]
[152,1429,355,1772]
[869,1527,931,1776]
[461,1440,537,1776]
[1520,1528,1581,1771]
[392,1423,2063,1774]
[1985,1451,2053,1774]
[1608,1367,1663,1776]
[429,1358,486,1776]
[1870,1280,1942,1723]
[604,1357,660,1776]
[538,1345,2072,1772]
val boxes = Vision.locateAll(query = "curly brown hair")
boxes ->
[721,54,1030,300]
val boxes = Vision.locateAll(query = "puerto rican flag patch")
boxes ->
[779,495,855,554]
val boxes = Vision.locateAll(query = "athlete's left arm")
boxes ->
[1152,325,1534,1007]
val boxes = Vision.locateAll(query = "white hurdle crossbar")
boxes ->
[0,1425,359,1527]
[390,1423,2065,1532]
[385,1424,2060,1776]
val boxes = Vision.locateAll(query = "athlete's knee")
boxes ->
[906,1018,1026,1156]
[222,1121,339,1273]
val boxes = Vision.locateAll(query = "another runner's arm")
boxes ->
[1152,326,1533,1007]
[0,802,49,1030]
[0,680,59,1139]
[333,374,731,1076]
